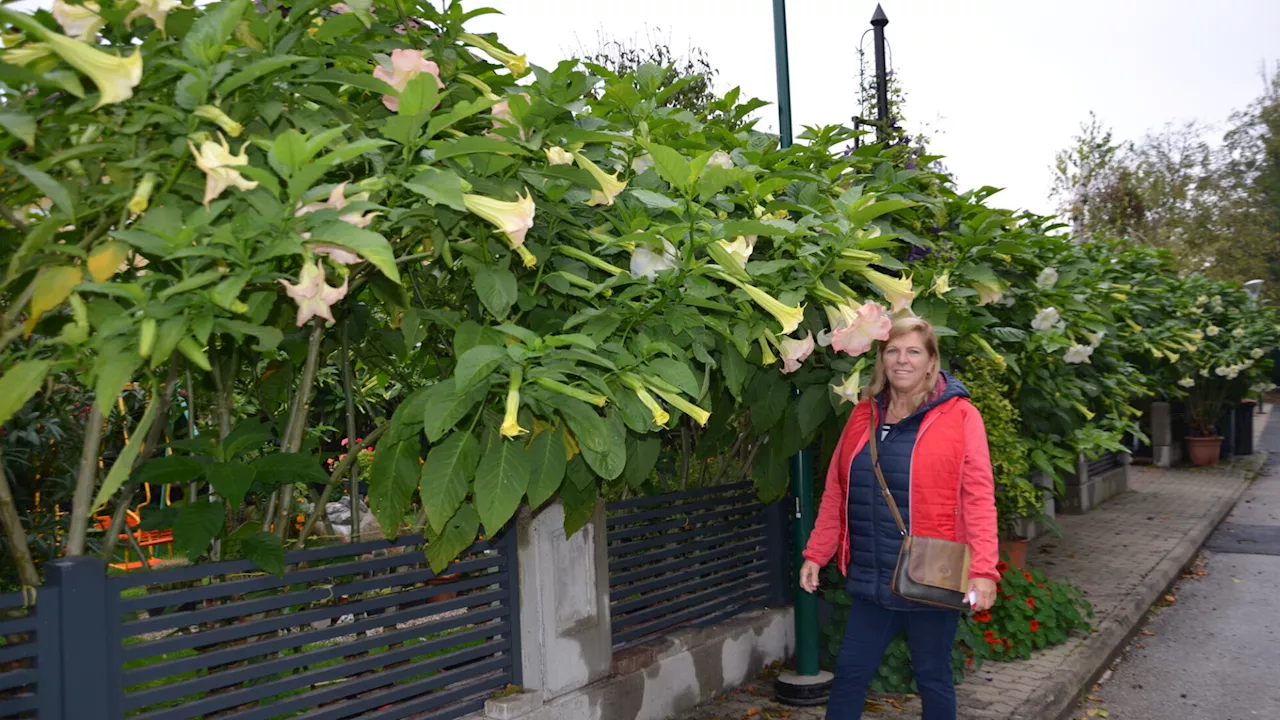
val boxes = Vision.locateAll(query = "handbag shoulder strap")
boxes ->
[868,406,908,537]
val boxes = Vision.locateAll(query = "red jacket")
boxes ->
[802,390,1001,584]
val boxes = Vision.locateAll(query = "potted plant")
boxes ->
[958,357,1043,567]
[995,476,1042,568]
[1171,285,1279,466]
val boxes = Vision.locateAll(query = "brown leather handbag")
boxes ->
[869,418,972,610]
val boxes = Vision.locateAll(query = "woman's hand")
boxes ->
[799,560,821,594]
[970,577,997,611]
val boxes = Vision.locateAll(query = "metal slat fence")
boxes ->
[0,589,59,720]
[605,483,788,650]
[1086,451,1122,477]
[0,531,519,720]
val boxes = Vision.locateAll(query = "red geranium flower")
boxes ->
[996,561,1009,573]
[983,630,996,642]
[1026,597,1036,609]
[974,610,992,623]
[1002,638,1012,650]
[1029,619,1040,632]
[1023,570,1034,582]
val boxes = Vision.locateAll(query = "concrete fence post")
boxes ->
[512,497,612,702]
[1151,401,1176,468]
[46,556,118,719]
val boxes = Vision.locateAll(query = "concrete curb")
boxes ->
[1012,453,1266,720]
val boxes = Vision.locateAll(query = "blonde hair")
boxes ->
[862,316,940,412]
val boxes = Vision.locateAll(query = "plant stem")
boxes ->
[296,425,386,547]
[65,403,106,556]
[0,202,27,233]
[274,321,326,539]
[679,419,692,491]
[341,319,360,545]
[101,361,180,562]
[208,340,233,440]
[0,457,40,589]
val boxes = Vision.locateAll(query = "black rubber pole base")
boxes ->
[774,670,834,707]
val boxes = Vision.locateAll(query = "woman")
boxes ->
[799,316,999,720]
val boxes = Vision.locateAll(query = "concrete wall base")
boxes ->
[480,607,795,720]
[1060,454,1131,515]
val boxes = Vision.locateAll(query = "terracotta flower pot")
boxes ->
[1186,436,1222,467]
[999,539,1028,569]
[426,572,462,603]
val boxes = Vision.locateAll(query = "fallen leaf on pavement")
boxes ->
[745,708,760,717]
[1233,577,1242,583]
[1163,594,1177,604]
[1142,629,1156,636]
[1097,710,1110,717]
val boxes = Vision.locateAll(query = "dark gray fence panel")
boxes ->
[2,529,519,720]
[1086,451,1122,477]
[112,531,519,720]
[0,587,58,720]
[606,483,788,650]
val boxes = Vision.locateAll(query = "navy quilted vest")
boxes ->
[845,373,970,611]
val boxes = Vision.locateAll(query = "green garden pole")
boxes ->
[789,444,818,675]
[772,4,833,704]
[772,0,793,149]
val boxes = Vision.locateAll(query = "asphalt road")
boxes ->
[1077,414,1280,720]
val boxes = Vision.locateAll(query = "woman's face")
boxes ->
[883,331,934,396]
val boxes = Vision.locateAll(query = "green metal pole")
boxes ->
[789,442,819,676]
[774,0,819,680]
[772,0,793,149]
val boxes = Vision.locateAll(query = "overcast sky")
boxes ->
[469,0,1280,217]
[11,0,1277,216]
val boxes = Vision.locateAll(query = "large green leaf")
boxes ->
[218,55,308,94]
[0,108,35,146]
[182,0,248,66]
[240,531,285,576]
[403,167,467,212]
[133,454,205,486]
[221,420,273,460]
[386,387,429,445]
[474,267,517,319]
[797,384,832,441]
[425,502,479,573]
[560,462,597,537]
[250,453,327,486]
[429,136,526,162]
[305,223,400,284]
[474,434,530,533]
[641,142,691,193]
[422,378,490,443]
[92,394,159,510]
[0,359,53,427]
[645,358,700,398]
[525,428,567,508]
[13,161,74,217]
[421,431,479,534]
[173,501,226,561]
[367,438,421,539]
[622,433,661,489]
[454,345,507,394]
[555,399,625,480]
[749,376,789,433]
[206,461,255,508]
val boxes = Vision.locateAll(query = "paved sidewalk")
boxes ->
[672,423,1269,720]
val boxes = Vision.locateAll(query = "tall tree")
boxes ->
[1051,68,1280,297]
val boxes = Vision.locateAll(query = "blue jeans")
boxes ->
[825,598,960,720]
